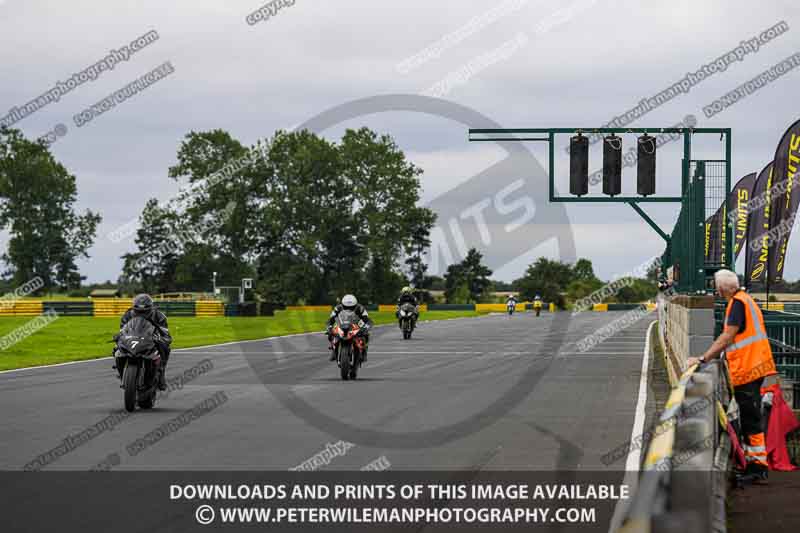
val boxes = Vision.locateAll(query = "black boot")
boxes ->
[329,343,336,362]
[157,364,167,391]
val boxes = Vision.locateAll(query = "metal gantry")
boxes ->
[468,127,733,293]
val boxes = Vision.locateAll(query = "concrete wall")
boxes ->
[659,294,715,371]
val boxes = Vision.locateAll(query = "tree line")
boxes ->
[0,128,100,290]
[435,251,658,307]
[2,125,797,304]
[118,127,435,305]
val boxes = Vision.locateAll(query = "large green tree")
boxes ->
[444,248,493,303]
[0,128,100,290]
[119,199,182,294]
[123,127,435,305]
[339,128,431,304]
[168,129,268,266]
[256,129,353,304]
[515,257,575,308]
[404,211,437,289]
[254,128,434,304]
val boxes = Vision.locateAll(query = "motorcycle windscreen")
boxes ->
[337,310,359,329]
[119,316,157,355]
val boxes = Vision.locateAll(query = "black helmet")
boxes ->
[132,293,154,315]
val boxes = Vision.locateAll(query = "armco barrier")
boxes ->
[475,303,524,312]
[193,300,223,317]
[522,302,551,311]
[43,301,94,316]
[0,299,232,317]
[426,304,475,311]
[620,358,731,532]
[0,300,44,316]
[590,302,656,312]
[93,299,129,317]
[285,305,334,312]
[620,294,733,532]
[378,304,429,313]
[94,300,198,317]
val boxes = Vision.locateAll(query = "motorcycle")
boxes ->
[113,316,161,412]
[534,302,542,317]
[398,302,416,339]
[507,301,516,315]
[329,309,367,380]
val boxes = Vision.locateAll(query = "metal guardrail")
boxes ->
[624,297,798,531]
[620,348,731,532]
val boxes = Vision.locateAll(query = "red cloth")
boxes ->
[761,383,800,471]
[727,421,747,469]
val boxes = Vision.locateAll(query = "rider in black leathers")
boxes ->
[395,286,419,326]
[117,294,173,390]
[326,294,372,361]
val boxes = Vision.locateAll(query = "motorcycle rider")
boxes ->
[396,286,419,327]
[117,294,173,390]
[327,294,373,361]
[533,294,543,315]
[506,293,517,312]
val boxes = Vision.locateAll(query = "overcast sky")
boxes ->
[1,0,799,285]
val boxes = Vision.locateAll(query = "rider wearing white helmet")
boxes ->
[396,286,420,324]
[326,294,373,361]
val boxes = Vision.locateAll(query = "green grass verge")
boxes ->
[0,310,479,371]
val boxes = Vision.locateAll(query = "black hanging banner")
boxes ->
[768,119,800,283]
[745,162,773,288]
[729,172,758,260]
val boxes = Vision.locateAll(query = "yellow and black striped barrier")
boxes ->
[0,299,225,317]
[590,302,656,312]
[0,300,44,316]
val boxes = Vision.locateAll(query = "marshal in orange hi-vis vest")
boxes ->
[724,290,777,387]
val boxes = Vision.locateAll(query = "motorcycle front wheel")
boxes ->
[122,360,139,412]
[339,345,351,381]
[138,361,156,409]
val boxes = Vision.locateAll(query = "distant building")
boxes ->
[89,288,121,298]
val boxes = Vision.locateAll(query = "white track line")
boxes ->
[608,319,654,532]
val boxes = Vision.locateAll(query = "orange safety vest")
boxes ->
[723,290,777,387]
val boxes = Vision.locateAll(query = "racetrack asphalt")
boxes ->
[0,311,658,473]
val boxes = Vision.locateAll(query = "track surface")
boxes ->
[0,312,656,472]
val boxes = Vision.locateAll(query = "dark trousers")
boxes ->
[734,377,768,470]
[158,344,171,366]
[734,377,764,437]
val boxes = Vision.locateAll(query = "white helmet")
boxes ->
[341,294,357,309]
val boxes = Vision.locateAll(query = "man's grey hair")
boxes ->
[714,269,740,292]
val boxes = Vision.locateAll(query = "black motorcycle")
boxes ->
[398,302,416,339]
[113,316,162,412]
[329,310,367,380]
